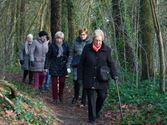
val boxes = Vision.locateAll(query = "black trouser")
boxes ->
[73,80,86,104]
[86,89,107,122]
[23,70,33,84]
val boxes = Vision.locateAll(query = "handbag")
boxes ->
[71,55,81,67]
[97,66,110,82]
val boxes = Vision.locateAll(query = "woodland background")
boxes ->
[0,0,167,124]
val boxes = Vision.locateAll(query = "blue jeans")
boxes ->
[44,71,51,90]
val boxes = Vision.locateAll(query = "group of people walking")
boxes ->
[19,28,117,124]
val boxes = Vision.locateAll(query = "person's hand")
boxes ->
[67,68,71,73]
[44,69,48,72]
[20,60,24,65]
[77,80,83,85]
[30,61,35,67]
[114,76,118,82]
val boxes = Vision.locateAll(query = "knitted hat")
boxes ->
[38,31,48,37]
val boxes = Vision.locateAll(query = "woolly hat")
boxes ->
[38,31,48,37]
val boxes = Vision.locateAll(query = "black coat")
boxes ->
[77,43,117,89]
[45,42,69,76]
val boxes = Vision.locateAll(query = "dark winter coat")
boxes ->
[67,36,91,80]
[45,42,69,76]
[77,43,117,89]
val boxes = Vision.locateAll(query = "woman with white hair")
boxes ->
[19,34,34,84]
[77,29,118,123]
[45,31,69,104]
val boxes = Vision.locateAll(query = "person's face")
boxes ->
[93,35,103,48]
[27,37,33,42]
[55,37,63,44]
[80,32,88,41]
[40,35,47,42]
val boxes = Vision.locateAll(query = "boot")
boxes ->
[59,96,63,104]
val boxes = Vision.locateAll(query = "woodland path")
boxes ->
[1,72,116,125]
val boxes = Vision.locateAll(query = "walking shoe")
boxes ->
[59,97,63,104]
[22,78,26,83]
[71,97,78,104]
[39,87,45,94]
[96,114,100,119]
[51,100,59,105]
[28,80,33,84]
[79,104,85,108]
[87,120,95,124]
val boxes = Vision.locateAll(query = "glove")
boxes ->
[77,80,83,85]
[20,60,24,65]
[67,68,71,73]
[30,61,35,67]
[113,76,118,82]
[44,69,48,72]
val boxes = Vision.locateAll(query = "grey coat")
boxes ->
[30,39,48,72]
[19,42,33,70]
[67,37,91,80]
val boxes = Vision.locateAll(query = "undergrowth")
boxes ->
[105,75,167,124]
[0,80,55,125]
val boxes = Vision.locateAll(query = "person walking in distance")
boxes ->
[44,36,51,91]
[19,34,34,84]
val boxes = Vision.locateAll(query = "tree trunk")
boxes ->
[149,0,165,92]
[51,0,61,40]
[112,0,136,72]
[39,0,48,31]
[67,0,75,43]
[140,0,154,80]
[15,0,21,55]
[61,0,68,40]
[20,0,26,41]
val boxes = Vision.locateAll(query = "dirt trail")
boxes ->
[1,72,115,125]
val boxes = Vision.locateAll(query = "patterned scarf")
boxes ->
[25,41,32,55]
[56,42,64,57]
[92,43,102,52]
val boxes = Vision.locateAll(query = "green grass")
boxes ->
[105,78,167,124]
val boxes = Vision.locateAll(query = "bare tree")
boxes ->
[112,0,136,72]
[67,0,75,43]
[140,0,154,80]
[149,0,165,92]
[51,0,61,39]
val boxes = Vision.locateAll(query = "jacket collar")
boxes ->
[76,36,90,43]
[89,42,107,52]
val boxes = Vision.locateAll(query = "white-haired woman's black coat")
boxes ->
[77,42,117,122]
[77,43,117,89]
[45,42,69,76]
